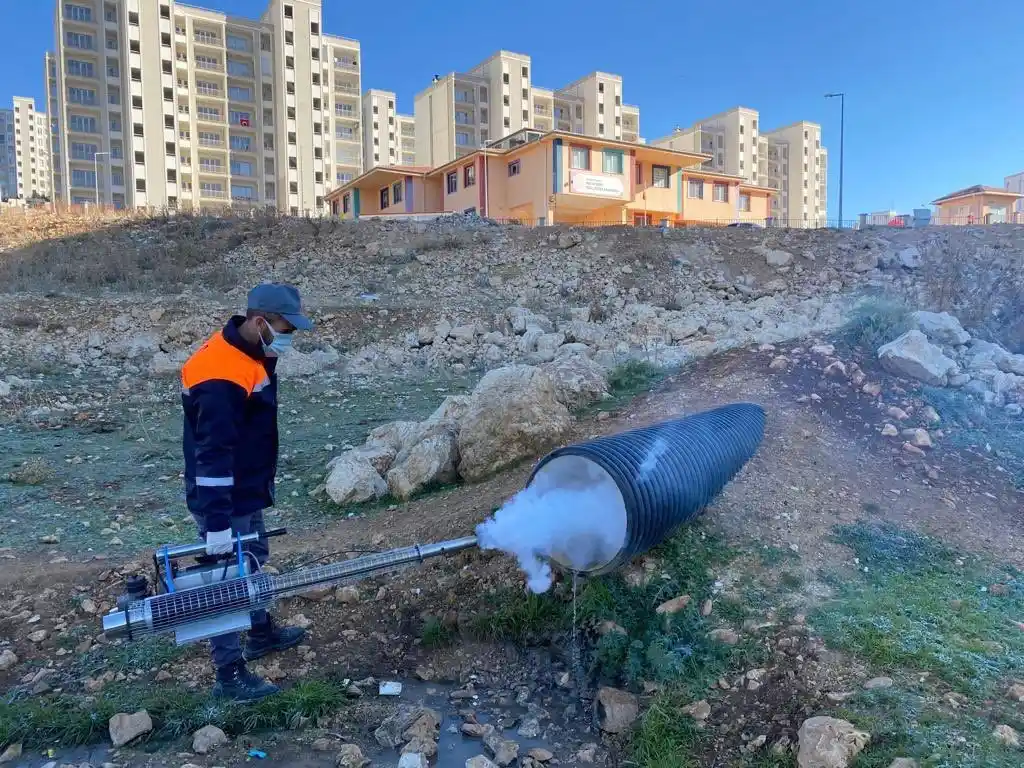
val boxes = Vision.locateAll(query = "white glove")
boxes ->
[205,529,234,556]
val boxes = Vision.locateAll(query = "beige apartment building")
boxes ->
[0,97,53,200]
[1006,171,1024,214]
[50,0,362,213]
[413,50,641,168]
[46,52,65,199]
[361,89,415,170]
[653,107,827,227]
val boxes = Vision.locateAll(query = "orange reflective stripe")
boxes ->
[181,331,264,394]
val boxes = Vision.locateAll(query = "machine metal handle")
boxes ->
[158,527,287,560]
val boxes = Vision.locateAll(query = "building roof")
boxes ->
[931,184,1024,204]
[325,165,432,202]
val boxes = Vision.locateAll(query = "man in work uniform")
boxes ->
[180,283,311,700]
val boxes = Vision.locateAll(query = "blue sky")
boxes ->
[3,0,1020,220]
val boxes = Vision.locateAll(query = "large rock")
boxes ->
[998,353,1024,376]
[386,423,459,499]
[0,649,17,671]
[425,395,472,427]
[324,451,387,505]
[457,366,572,482]
[540,356,609,411]
[375,706,436,749]
[797,716,870,768]
[910,311,970,346]
[756,244,794,267]
[192,724,229,754]
[109,710,153,747]
[466,758,499,768]
[595,686,639,734]
[366,420,426,454]
[877,330,957,386]
[335,743,370,768]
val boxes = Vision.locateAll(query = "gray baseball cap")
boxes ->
[247,282,313,330]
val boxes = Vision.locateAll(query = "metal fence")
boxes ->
[482,216,861,230]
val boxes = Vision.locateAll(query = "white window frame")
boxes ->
[712,182,728,203]
[687,178,704,199]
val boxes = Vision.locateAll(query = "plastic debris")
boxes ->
[247,748,267,759]
[379,680,403,696]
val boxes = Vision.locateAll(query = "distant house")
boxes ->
[931,185,1023,225]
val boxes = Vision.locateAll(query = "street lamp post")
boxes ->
[824,92,844,228]
[94,151,109,208]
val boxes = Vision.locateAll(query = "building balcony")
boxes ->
[194,60,223,72]
[197,165,226,176]
[193,33,222,48]
[333,58,358,71]
[195,88,222,99]
[534,105,551,116]
[335,84,359,96]
[199,188,228,199]
[196,113,224,124]
[198,138,226,149]
[336,155,361,167]
[334,134,359,143]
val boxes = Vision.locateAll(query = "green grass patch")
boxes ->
[813,522,1024,696]
[839,299,910,351]
[630,688,704,768]
[579,525,764,705]
[0,677,351,750]
[420,617,458,649]
[604,360,670,402]
[467,589,569,644]
[835,688,1024,768]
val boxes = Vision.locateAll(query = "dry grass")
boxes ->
[912,240,1024,351]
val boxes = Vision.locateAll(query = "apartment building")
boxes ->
[653,108,827,227]
[413,50,641,168]
[46,52,65,200]
[1005,171,1024,214]
[361,89,415,170]
[764,121,827,227]
[0,97,53,201]
[0,109,14,199]
[51,0,362,213]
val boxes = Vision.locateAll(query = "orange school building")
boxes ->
[327,129,774,227]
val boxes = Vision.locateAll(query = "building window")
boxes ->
[71,169,96,188]
[65,59,95,78]
[392,181,403,203]
[687,179,704,199]
[740,193,751,212]
[635,162,642,185]
[464,164,476,187]
[602,150,623,175]
[455,131,469,146]
[446,171,458,194]
[652,165,670,188]
[342,193,350,213]
[713,182,729,202]
[508,160,520,177]
[64,31,94,50]
[284,4,293,17]
[379,186,389,208]
[570,146,590,170]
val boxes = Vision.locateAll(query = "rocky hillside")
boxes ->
[2,212,1021,393]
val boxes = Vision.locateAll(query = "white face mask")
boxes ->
[260,320,294,356]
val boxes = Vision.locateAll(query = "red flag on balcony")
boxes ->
[239,117,250,127]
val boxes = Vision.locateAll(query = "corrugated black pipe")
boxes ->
[528,402,766,575]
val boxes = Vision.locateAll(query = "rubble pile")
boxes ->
[877,310,1024,414]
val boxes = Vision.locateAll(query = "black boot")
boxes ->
[212,659,280,702]
[243,615,306,662]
